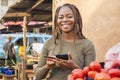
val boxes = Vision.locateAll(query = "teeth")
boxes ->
[62,24,69,26]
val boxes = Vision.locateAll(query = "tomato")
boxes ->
[112,60,119,68]
[83,66,90,76]
[75,78,84,80]
[100,69,108,74]
[67,74,74,80]
[111,77,120,80]
[88,71,98,79]
[108,68,120,78]
[94,73,111,80]
[72,69,85,79]
[89,61,101,72]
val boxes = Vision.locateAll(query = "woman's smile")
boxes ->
[61,22,71,28]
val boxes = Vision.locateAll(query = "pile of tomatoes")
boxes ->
[67,61,120,80]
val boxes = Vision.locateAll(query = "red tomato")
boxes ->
[112,60,119,68]
[67,74,74,80]
[100,69,108,74]
[108,69,120,78]
[89,61,101,72]
[75,78,84,80]
[111,77,120,80]
[94,73,111,80]
[72,69,85,79]
[88,71,98,79]
[83,66,90,76]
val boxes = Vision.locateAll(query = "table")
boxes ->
[2,74,16,80]
[25,70,35,80]
[12,64,22,80]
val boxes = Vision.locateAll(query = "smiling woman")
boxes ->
[35,3,96,80]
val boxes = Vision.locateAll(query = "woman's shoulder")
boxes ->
[42,37,55,49]
[45,37,54,42]
[44,37,54,45]
[80,39,94,46]
[84,39,93,43]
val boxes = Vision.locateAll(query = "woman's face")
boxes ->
[57,6,75,33]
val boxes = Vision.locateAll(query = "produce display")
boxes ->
[67,61,120,80]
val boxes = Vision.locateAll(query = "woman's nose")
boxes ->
[62,17,67,21]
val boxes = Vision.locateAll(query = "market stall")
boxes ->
[0,0,52,80]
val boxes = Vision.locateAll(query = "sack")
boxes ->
[104,42,120,69]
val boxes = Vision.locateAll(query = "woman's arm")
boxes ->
[84,40,96,66]
[34,38,54,79]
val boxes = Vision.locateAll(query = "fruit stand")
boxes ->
[67,61,120,80]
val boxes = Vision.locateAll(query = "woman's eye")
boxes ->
[58,16,63,19]
[67,16,73,18]
[58,15,73,19]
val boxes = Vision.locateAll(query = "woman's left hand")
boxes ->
[55,52,80,70]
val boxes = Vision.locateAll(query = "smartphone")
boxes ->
[56,54,68,60]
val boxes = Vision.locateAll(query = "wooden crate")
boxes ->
[2,74,16,80]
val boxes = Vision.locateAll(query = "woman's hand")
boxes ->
[45,56,56,69]
[55,52,80,70]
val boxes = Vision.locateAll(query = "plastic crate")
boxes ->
[4,70,13,75]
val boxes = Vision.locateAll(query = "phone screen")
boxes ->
[56,54,68,60]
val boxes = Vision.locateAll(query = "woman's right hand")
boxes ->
[45,57,56,69]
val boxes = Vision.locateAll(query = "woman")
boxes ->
[35,3,96,80]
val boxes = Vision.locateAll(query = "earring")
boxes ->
[76,24,82,37]
[56,26,61,34]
